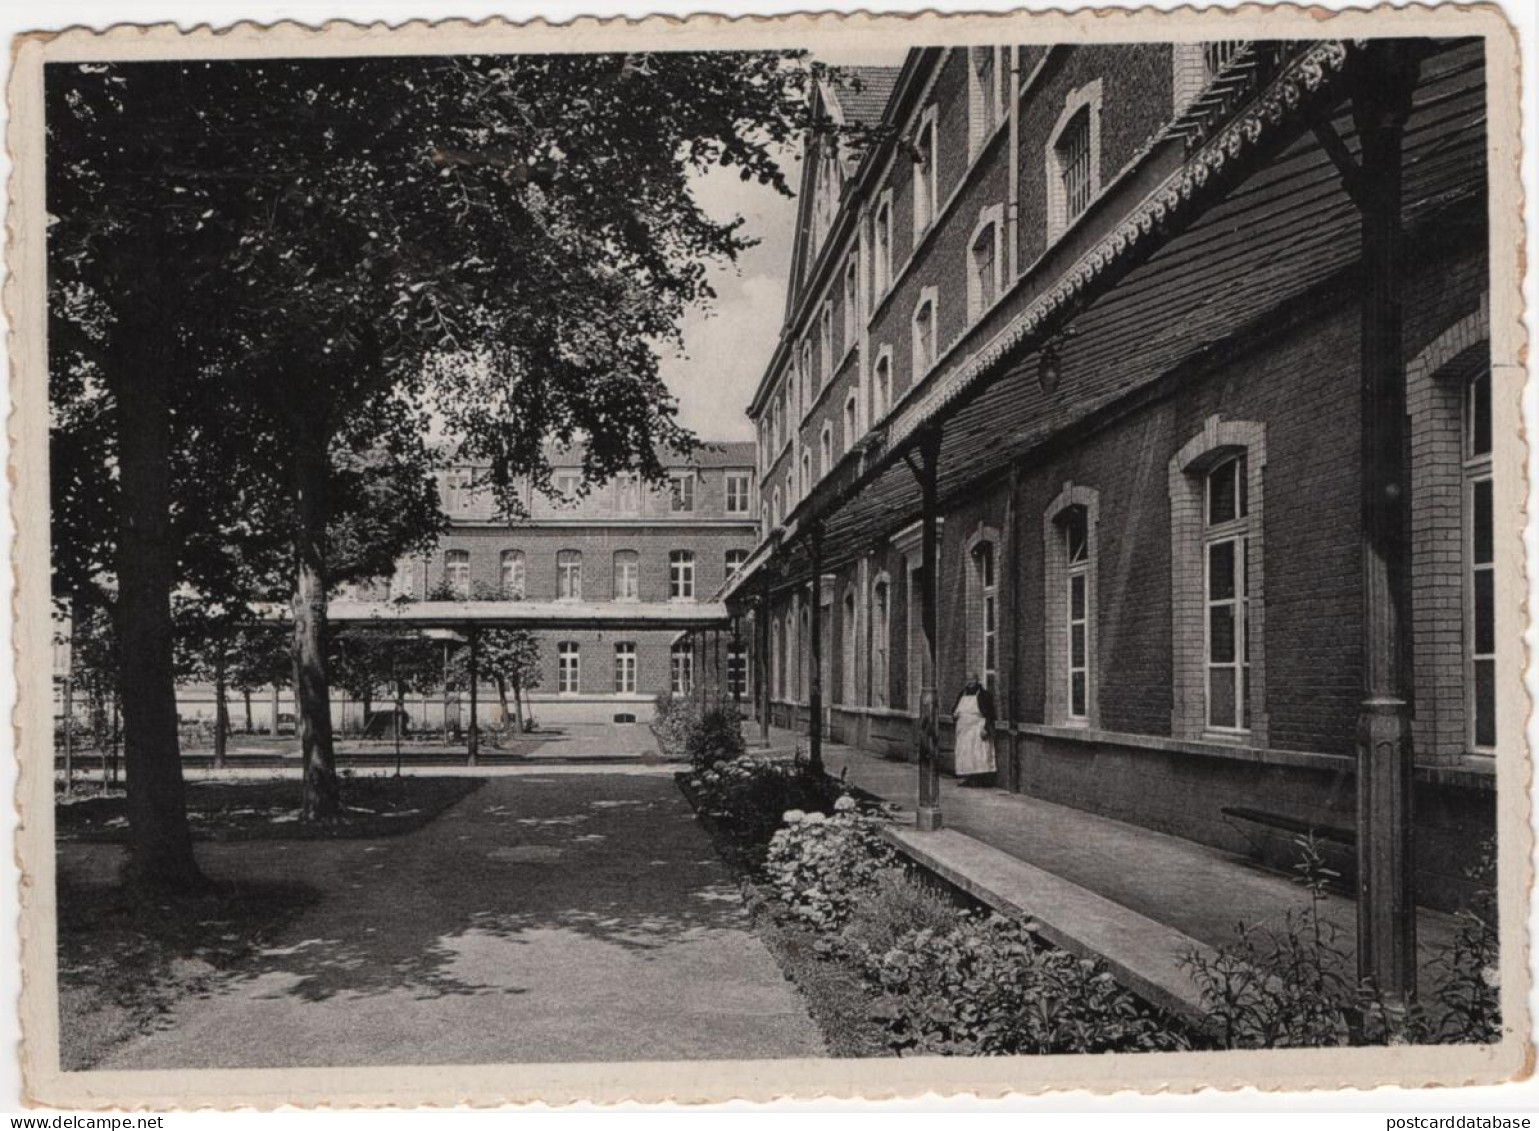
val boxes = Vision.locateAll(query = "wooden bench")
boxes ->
[1221,805,1356,846]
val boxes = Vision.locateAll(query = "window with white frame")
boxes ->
[873,194,893,298]
[841,587,858,706]
[726,548,749,579]
[669,471,696,513]
[552,469,582,501]
[557,550,582,601]
[1063,506,1090,721]
[874,350,892,421]
[669,550,696,601]
[500,549,526,599]
[843,393,859,454]
[671,641,694,696]
[800,343,813,414]
[974,541,998,691]
[389,558,415,601]
[612,550,639,602]
[1047,82,1102,243]
[613,642,637,694]
[871,577,890,707]
[1466,367,1495,750]
[727,641,748,700]
[820,303,834,385]
[725,471,751,514]
[444,549,471,599]
[913,107,938,237]
[442,469,474,513]
[557,641,581,695]
[842,254,859,349]
[614,473,641,515]
[968,211,1002,323]
[912,290,938,377]
[970,47,1004,154]
[820,423,833,477]
[1204,455,1251,733]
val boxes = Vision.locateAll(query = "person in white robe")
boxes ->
[951,673,997,784]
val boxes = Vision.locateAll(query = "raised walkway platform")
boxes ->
[757,726,1461,1020]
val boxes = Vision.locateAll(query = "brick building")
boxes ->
[381,443,759,726]
[718,39,1502,913]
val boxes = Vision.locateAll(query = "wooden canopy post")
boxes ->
[904,429,944,832]
[467,624,480,767]
[808,523,825,775]
[1316,42,1421,1008]
[731,615,744,711]
[758,573,773,746]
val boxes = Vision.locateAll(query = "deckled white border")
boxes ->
[6,2,1530,1110]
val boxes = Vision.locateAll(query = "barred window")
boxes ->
[1057,106,1093,223]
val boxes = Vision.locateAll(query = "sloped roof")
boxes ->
[831,66,903,129]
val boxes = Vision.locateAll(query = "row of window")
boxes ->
[554,640,748,698]
[443,469,754,516]
[766,368,1496,753]
[399,548,752,602]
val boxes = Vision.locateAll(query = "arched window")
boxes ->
[912,105,938,236]
[1044,485,1098,727]
[557,550,582,601]
[844,393,859,454]
[772,487,782,528]
[500,550,525,599]
[669,550,696,601]
[444,550,471,599]
[800,450,812,502]
[612,550,639,602]
[820,423,833,477]
[557,641,581,695]
[873,192,894,297]
[1046,81,1103,243]
[871,576,890,707]
[799,603,811,702]
[968,206,1004,323]
[873,349,892,422]
[970,47,1003,154]
[841,587,858,706]
[912,289,938,377]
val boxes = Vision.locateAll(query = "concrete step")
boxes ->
[884,824,1217,1029]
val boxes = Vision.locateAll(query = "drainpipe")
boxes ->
[1007,47,1022,280]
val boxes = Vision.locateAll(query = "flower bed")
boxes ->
[679,753,1196,1056]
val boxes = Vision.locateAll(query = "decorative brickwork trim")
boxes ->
[1407,295,1490,766]
[1043,483,1100,727]
[1169,416,1268,744]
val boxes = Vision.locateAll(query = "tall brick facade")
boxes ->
[732,41,1497,912]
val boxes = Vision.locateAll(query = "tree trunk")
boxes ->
[513,676,526,733]
[212,647,228,771]
[242,689,254,735]
[289,428,342,821]
[496,676,511,729]
[110,329,201,888]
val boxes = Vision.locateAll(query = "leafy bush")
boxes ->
[1182,835,1503,1048]
[686,753,847,857]
[686,706,747,771]
[650,693,700,762]
[870,913,1190,1055]
[764,806,897,933]
[843,866,964,971]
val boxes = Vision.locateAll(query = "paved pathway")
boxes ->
[74,772,823,1069]
[798,732,1461,973]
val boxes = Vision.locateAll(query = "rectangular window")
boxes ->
[972,224,998,318]
[820,304,834,385]
[669,551,696,601]
[872,583,889,707]
[614,642,636,695]
[557,551,582,601]
[1205,536,1250,732]
[1466,368,1495,750]
[843,256,859,349]
[978,544,997,691]
[725,471,751,514]
[874,355,891,420]
[558,642,580,695]
[726,548,749,578]
[500,550,525,599]
[553,470,581,500]
[443,470,474,513]
[444,550,471,599]
[914,113,937,233]
[913,299,936,375]
[727,643,748,699]
[615,473,641,515]
[1064,506,1090,721]
[612,551,639,602]
[974,47,1000,143]
[669,472,696,513]
[671,645,694,696]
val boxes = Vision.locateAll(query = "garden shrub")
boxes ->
[870,913,1190,1055]
[650,692,700,762]
[1181,835,1502,1048]
[687,753,847,857]
[686,706,747,770]
[763,805,897,933]
[842,866,964,971]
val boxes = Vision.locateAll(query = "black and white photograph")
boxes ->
[8,4,1529,1110]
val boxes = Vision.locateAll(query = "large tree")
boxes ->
[48,51,862,846]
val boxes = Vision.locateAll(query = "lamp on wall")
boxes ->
[1037,342,1063,395]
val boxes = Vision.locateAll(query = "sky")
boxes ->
[657,48,909,443]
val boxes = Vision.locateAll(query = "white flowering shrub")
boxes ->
[764,809,896,933]
[685,753,846,855]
